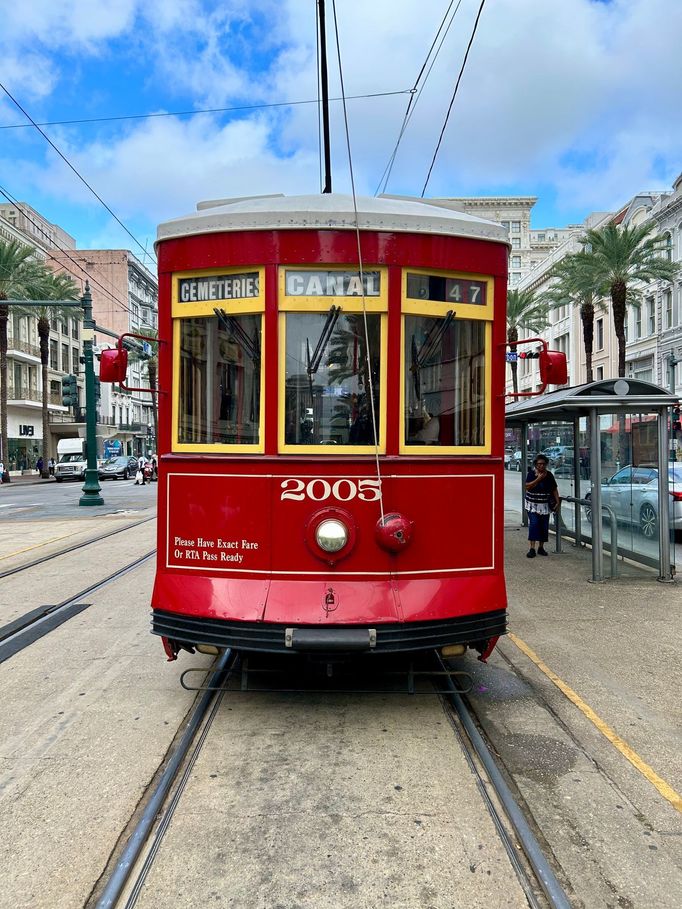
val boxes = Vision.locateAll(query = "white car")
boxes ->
[584,465,682,539]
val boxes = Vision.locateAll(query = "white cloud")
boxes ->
[3,0,682,238]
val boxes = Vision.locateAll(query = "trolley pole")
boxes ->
[79,283,104,507]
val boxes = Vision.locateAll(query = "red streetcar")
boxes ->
[102,193,562,661]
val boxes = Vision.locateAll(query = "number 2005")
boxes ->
[280,478,381,502]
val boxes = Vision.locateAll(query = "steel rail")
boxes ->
[0,515,156,580]
[438,654,572,909]
[0,550,156,665]
[94,649,236,909]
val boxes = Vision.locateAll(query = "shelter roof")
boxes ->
[156,193,508,245]
[505,379,679,425]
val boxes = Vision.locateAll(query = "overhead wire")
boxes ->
[0,81,156,265]
[421,0,487,197]
[375,0,463,196]
[330,0,384,523]
[0,89,412,131]
[0,185,151,325]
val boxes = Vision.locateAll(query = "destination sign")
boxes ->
[285,270,380,297]
[178,272,259,304]
[407,273,486,306]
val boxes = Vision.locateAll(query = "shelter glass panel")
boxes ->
[177,315,261,446]
[283,311,381,447]
[404,316,485,447]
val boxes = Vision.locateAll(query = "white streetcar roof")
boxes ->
[156,193,508,245]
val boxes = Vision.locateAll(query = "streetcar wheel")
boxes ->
[640,503,657,539]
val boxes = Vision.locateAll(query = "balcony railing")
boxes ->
[8,339,41,358]
[7,384,41,402]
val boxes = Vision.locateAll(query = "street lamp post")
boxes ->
[669,350,679,394]
[79,283,104,506]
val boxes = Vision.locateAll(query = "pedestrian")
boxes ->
[36,456,44,475]
[48,457,55,476]
[135,453,147,486]
[525,454,560,558]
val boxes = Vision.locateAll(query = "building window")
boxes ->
[49,339,58,370]
[501,220,509,230]
[71,318,79,340]
[511,256,521,268]
[596,318,604,350]
[647,297,655,335]
[511,272,521,284]
[665,290,673,328]
[536,232,545,242]
[635,306,642,339]
[72,348,79,374]
[61,343,69,372]
[511,237,521,249]
[511,221,521,232]
[596,366,604,380]
[556,333,569,360]
[661,232,673,261]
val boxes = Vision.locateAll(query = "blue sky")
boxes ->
[1,0,681,259]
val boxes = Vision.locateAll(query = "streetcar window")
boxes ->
[404,316,485,447]
[284,311,381,446]
[177,315,261,445]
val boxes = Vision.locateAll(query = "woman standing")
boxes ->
[525,454,560,558]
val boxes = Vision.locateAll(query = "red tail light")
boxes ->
[671,490,682,501]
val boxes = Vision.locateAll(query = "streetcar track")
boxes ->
[0,516,156,580]
[0,549,156,666]
[93,649,573,909]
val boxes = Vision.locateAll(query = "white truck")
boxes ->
[54,438,87,482]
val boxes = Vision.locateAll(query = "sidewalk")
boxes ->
[1,475,56,487]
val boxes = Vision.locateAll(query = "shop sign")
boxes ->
[19,425,35,437]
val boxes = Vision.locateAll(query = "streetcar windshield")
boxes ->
[404,316,485,447]
[284,311,381,446]
[177,315,261,445]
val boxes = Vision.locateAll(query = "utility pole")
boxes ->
[318,0,332,194]
[79,282,103,506]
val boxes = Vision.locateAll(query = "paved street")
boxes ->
[0,477,157,522]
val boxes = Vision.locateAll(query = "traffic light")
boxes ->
[61,374,78,407]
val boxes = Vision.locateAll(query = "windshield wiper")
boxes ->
[214,308,261,363]
[306,305,341,377]
[410,310,454,399]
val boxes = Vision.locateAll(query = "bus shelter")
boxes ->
[505,379,680,582]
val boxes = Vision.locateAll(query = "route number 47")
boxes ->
[280,478,381,502]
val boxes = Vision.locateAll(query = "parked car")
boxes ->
[504,450,522,470]
[584,465,682,539]
[98,455,138,480]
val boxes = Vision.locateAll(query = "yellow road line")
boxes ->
[508,632,682,814]
[0,531,79,561]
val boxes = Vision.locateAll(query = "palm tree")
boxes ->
[568,222,680,377]
[21,273,80,477]
[0,239,59,476]
[546,255,605,384]
[506,288,549,395]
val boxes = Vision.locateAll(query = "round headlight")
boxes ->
[315,519,348,553]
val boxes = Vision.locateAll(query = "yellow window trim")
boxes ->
[401,267,494,321]
[278,311,388,454]
[399,318,492,456]
[171,265,265,318]
[278,265,388,312]
[172,316,266,454]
